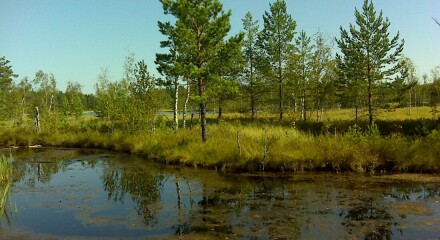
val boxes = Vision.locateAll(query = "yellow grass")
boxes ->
[215,106,435,121]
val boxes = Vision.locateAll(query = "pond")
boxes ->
[0,148,439,239]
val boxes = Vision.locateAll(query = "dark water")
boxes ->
[1,149,439,239]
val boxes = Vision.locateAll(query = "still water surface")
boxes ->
[1,148,439,239]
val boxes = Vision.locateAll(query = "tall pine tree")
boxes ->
[156,21,181,131]
[258,0,296,121]
[159,0,242,142]
[242,12,260,119]
[336,0,404,124]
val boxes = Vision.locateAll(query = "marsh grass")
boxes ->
[218,106,434,121]
[0,117,439,173]
[0,106,438,173]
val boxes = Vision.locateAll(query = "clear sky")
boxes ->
[1,0,439,94]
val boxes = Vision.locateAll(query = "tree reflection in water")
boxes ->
[341,196,396,240]
[101,161,166,225]
[167,175,303,239]
[4,149,440,239]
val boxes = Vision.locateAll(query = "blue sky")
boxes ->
[1,0,439,94]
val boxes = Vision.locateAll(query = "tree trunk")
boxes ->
[316,105,319,122]
[198,75,207,142]
[35,106,40,134]
[355,102,359,124]
[250,91,255,120]
[218,100,222,119]
[173,77,179,132]
[250,48,255,120]
[292,93,297,113]
[300,96,304,120]
[200,101,207,142]
[302,89,307,121]
[21,96,26,121]
[320,106,324,122]
[49,94,54,112]
[182,81,190,129]
[368,79,373,125]
[278,68,283,121]
[367,53,373,125]
[190,113,194,130]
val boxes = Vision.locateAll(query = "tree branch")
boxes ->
[434,17,440,27]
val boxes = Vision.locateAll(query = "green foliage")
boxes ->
[0,56,19,120]
[94,56,160,134]
[0,56,18,89]
[336,0,405,124]
[429,66,440,118]
[241,12,264,119]
[365,121,380,139]
[159,0,243,141]
[32,70,58,113]
[63,81,83,118]
[345,124,364,142]
[291,30,313,121]
[96,54,157,134]
[258,0,296,120]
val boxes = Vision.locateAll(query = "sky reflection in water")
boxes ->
[1,148,439,239]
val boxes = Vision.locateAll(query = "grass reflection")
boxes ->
[0,154,13,222]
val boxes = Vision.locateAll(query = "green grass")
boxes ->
[0,118,439,173]
[218,106,435,121]
[0,106,438,173]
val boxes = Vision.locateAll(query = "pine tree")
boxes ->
[0,56,18,120]
[242,12,260,119]
[159,0,243,142]
[336,0,404,124]
[258,0,296,121]
[156,20,181,132]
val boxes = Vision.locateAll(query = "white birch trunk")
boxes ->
[173,78,179,132]
[182,81,190,129]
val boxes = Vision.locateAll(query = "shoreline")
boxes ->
[3,146,440,185]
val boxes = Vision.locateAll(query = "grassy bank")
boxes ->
[1,120,439,173]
